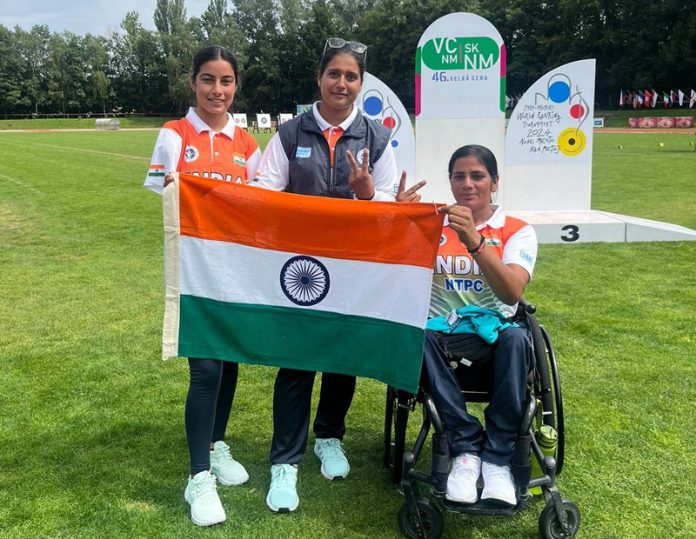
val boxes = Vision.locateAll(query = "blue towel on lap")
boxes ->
[426,305,517,344]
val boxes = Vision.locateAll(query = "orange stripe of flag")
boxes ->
[177,173,444,269]
[149,164,165,170]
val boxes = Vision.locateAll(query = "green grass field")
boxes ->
[0,127,694,538]
[0,117,174,130]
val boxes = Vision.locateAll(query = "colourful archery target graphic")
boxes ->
[363,95,382,116]
[569,104,585,119]
[356,72,415,180]
[528,71,590,157]
[383,115,397,130]
[361,89,402,148]
[548,74,571,103]
[557,128,586,157]
[568,90,590,126]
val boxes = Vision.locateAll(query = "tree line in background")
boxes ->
[1,0,694,117]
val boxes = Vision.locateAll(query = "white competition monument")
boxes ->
[415,13,696,243]
[415,12,505,202]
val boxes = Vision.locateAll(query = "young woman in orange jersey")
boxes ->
[145,45,261,527]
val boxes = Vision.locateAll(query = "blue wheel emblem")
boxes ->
[280,256,330,306]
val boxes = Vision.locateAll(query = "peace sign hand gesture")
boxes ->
[346,149,375,200]
[395,171,426,202]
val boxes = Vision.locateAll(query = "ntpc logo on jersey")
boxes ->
[435,254,485,293]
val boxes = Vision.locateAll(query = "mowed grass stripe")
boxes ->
[0,137,150,162]
[0,170,46,195]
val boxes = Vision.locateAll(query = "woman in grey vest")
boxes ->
[253,37,399,512]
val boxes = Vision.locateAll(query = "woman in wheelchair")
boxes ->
[424,144,538,507]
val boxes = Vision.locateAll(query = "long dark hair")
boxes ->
[191,45,240,86]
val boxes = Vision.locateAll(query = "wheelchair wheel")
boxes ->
[384,387,412,483]
[528,312,565,475]
[397,498,444,539]
[540,324,565,474]
[538,499,580,539]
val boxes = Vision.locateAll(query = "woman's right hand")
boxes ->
[346,149,376,199]
[163,173,175,187]
[438,204,480,250]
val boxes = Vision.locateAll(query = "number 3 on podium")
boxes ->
[561,225,579,242]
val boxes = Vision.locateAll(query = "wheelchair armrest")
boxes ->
[519,298,536,315]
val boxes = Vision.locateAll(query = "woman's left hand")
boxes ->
[396,171,427,202]
[346,149,375,200]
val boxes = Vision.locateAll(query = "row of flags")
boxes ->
[620,89,696,109]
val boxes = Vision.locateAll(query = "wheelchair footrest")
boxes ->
[440,496,529,517]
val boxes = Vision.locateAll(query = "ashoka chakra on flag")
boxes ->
[280,256,330,306]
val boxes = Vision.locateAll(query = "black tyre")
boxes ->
[538,499,580,539]
[527,312,555,426]
[528,313,565,475]
[397,498,444,539]
[540,325,565,474]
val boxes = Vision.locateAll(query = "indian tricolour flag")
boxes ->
[162,173,444,392]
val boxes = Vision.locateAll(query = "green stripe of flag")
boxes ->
[178,295,424,392]
[148,171,165,177]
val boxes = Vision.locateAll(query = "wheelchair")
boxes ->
[383,300,580,539]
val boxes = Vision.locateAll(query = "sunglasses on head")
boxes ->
[323,37,368,58]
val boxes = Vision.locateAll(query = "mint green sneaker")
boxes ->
[314,438,350,480]
[266,464,299,513]
[184,470,226,527]
[210,441,249,486]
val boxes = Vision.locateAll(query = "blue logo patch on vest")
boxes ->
[295,147,312,158]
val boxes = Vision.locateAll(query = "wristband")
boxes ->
[468,234,486,256]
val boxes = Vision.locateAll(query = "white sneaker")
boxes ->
[480,461,517,506]
[210,440,249,486]
[266,464,299,513]
[184,470,226,527]
[445,453,481,504]
[314,438,350,480]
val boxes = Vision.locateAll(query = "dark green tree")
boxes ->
[85,35,111,114]
[0,26,29,114]
[110,12,168,113]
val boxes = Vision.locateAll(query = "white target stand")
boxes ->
[256,113,271,133]
[233,113,248,129]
